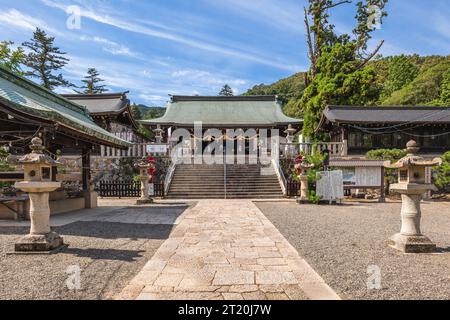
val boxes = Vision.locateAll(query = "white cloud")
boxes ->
[0,8,61,35]
[40,0,301,72]
[79,36,137,58]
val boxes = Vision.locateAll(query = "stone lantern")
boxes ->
[14,137,64,252]
[296,159,314,204]
[154,124,164,144]
[135,157,154,205]
[384,140,442,253]
[284,124,297,157]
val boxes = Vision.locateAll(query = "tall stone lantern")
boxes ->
[284,124,297,157]
[14,137,64,252]
[135,157,154,205]
[296,159,314,204]
[384,140,442,253]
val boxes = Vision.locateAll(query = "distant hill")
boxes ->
[243,55,450,117]
[134,104,166,120]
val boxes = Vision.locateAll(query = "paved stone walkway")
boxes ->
[118,200,339,300]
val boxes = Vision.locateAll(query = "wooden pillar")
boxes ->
[379,166,386,203]
[82,145,91,191]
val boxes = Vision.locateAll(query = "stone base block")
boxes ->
[15,232,64,252]
[296,198,309,204]
[389,233,436,253]
[136,199,154,205]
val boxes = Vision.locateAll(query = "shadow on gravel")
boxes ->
[56,221,174,240]
[61,247,146,262]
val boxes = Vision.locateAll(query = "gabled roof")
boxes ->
[0,67,130,148]
[141,95,302,127]
[62,92,129,114]
[62,92,138,129]
[320,106,450,125]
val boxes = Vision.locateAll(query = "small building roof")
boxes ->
[0,67,129,148]
[330,159,385,167]
[320,105,450,126]
[141,95,302,128]
[62,92,138,129]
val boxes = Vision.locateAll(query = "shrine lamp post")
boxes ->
[384,140,442,253]
[135,157,154,205]
[296,159,314,204]
[13,137,64,252]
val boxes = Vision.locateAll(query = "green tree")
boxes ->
[0,41,25,74]
[131,104,142,120]
[22,28,72,90]
[301,43,381,138]
[76,68,108,94]
[438,68,450,106]
[380,55,419,100]
[434,151,450,193]
[219,84,234,96]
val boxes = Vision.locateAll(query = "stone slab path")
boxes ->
[118,200,339,300]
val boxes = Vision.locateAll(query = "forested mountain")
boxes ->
[244,55,450,117]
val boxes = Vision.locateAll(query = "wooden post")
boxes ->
[379,166,386,203]
[82,145,96,208]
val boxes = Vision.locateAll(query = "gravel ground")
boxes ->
[0,205,192,300]
[256,201,450,300]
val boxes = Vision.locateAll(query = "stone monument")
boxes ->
[384,140,442,253]
[135,157,154,205]
[14,137,64,252]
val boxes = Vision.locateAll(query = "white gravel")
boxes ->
[256,201,450,300]
[0,205,194,300]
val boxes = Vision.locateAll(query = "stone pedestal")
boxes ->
[388,187,436,253]
[135,160,153,205]
[14,182,64,252]
[297,173,309,203]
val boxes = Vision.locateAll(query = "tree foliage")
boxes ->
[219,84,234,96]
[22,28,72,90]
[76,68,108,94]
[438,68,450,106]
[301,43,381,138]
[434,151,450,193]
[0,41,25,74]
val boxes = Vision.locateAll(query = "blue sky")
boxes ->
[0,0,449,106]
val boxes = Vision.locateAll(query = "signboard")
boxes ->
[146,144,168,154]
[148,183,155,196]
[316,170,344,202]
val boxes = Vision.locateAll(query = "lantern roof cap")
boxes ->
[384,140,442,169]
[16,138,59,166]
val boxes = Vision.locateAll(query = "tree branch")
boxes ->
[304,7,315,82]
[356,40,384,70]
[324,0,352,10]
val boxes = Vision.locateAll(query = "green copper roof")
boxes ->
[141,95,302,127]
[0,67,129,148]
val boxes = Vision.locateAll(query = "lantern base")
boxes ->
[136,198,154,205]
[389,233,436,253]
[15,232,64,252]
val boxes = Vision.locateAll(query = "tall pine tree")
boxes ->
[219,84,234,96]
[76,68,108,94]
[22,28,72,90]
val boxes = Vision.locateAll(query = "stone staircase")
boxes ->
[166,163,284,199]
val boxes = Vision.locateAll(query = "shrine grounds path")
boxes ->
[0,203,195,300]
[256,201,450,300]
[118,200,339,300]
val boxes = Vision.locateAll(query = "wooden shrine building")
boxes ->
[0,66,129,214]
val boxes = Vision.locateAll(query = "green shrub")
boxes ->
[366,149,407,162]
[434,151,450,193]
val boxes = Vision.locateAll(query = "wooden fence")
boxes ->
[96,180,165,198]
